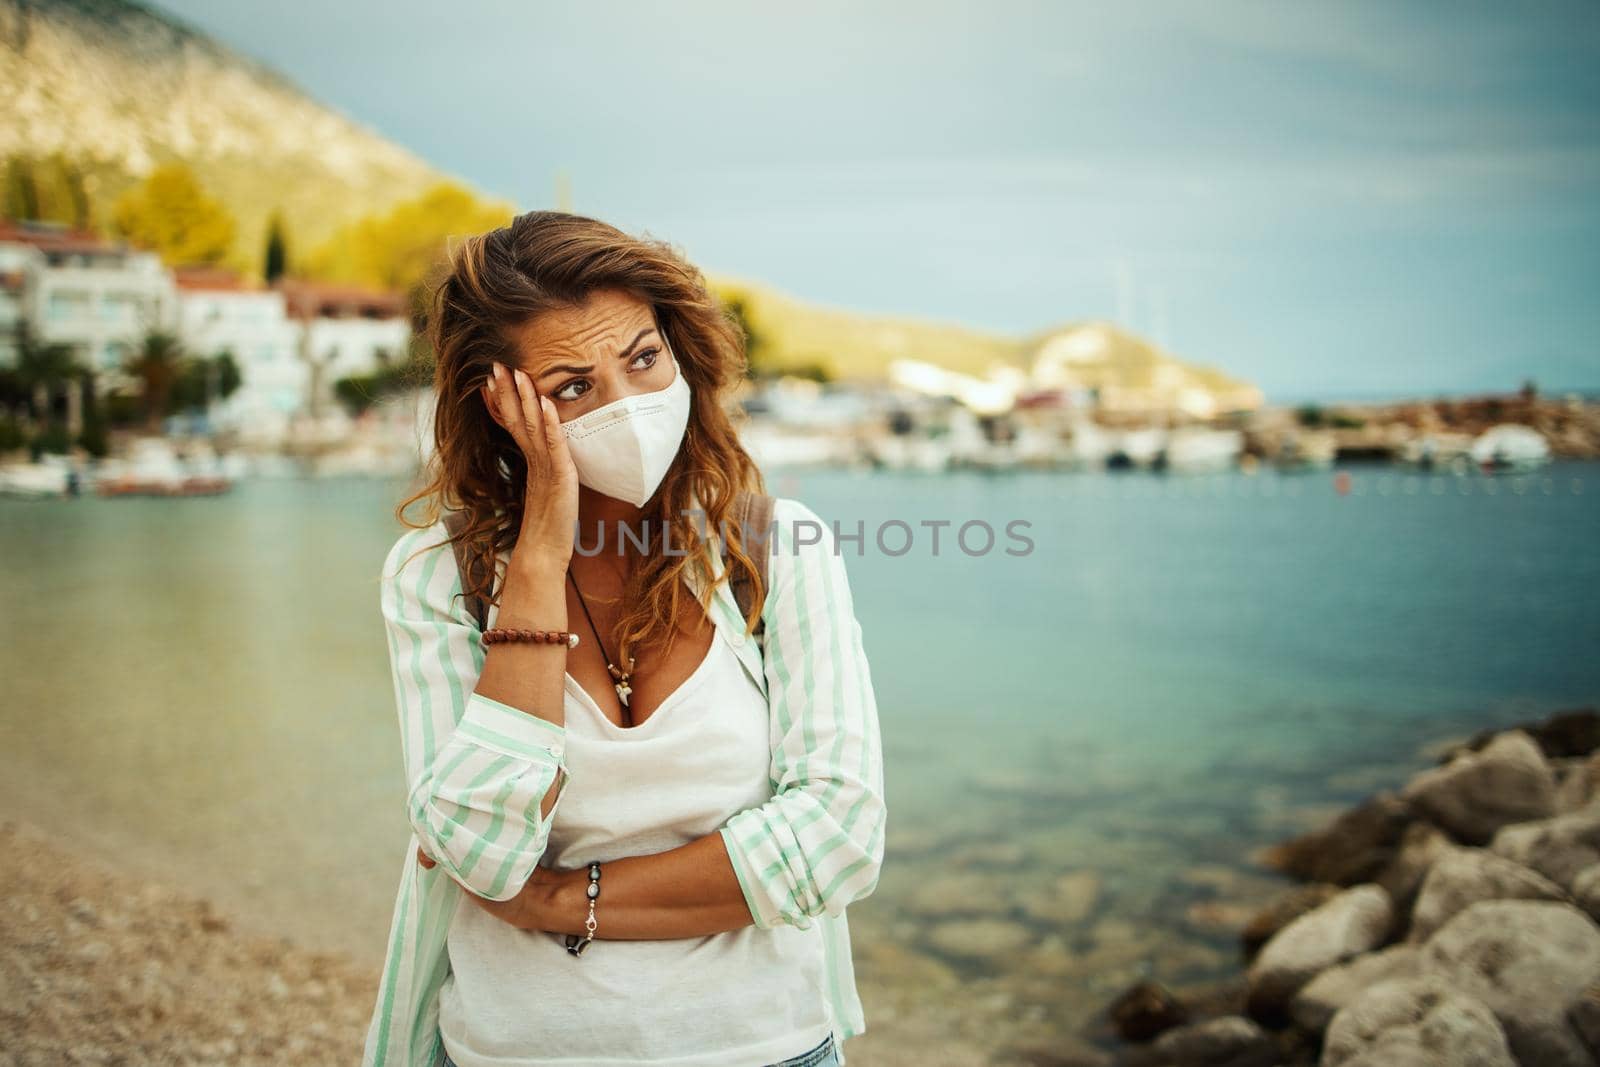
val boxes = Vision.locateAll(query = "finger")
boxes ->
[537,395,569,473]
[512,368,552,468]
[416,846,435,869]
[489,363,532,456]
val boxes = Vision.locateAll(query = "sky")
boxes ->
[146,0,1600,402]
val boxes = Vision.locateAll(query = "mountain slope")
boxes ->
[0,0,478,276]
[0,1,1260,401]
[709,272,1028,382]
[711,273,1261,406]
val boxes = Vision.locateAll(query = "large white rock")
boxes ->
[1406,845,1567,943]
[1321,976,1514,1067]
[1420,899,1600,1067]
[1553,754,1600,814]
[1150,1015,1276,1067]
[1246,884,1392,1014]
[1574,864,1600,923]
[1401,730,1557,845]
[1291,943,1422,1034]
[1491,806,1600,892]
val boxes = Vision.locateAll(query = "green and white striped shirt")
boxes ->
[362,496,887,1066]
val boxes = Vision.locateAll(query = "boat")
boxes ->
[1059,418,1115,468]
[0,456,78,499]
[1275,430,1338,471]
[1161,427,1244,473]
[1399,432,1474,471]
[93,438,236,497]
[742,424,861,470]
[1106,427,1166,469]
[1469,424,1551,472]
[865,433,952,472]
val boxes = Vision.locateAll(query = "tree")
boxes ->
[264,211,289,283]
[124,329,188,433]
[8,320,85,431]
[171,351,242,412]
[723,295,768,379]
[3,152,94,230]
[110,163,236,267]
[302,181,514,294]
[333,341,432,416]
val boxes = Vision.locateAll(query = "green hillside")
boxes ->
[709,272,1029,382]
[0,0,496,280]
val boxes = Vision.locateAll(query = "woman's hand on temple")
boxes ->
[483,361,579,569]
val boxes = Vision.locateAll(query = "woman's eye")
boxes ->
[550,350,655,402]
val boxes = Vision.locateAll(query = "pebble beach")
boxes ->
[6,707,1600,1066]
[0,816,377,1066]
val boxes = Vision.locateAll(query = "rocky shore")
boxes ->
[1100,707,1600,1067]
[0,816,377,1065]
[7,708,1600,1066]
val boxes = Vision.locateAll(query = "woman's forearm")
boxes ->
[536,832,754,939]
[473,553,570,821]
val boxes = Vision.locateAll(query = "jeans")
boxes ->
[441,1031,839,1067]
[764,1032,840,1067]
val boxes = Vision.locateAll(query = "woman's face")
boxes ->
[500,287,676,423]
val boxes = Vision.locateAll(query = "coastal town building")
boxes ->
[276,278,410,389]
[1028,322,1264,421]
[173,267,304,441]
[0,219,178,391]
[0,220,413,444]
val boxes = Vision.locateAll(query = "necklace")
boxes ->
[567,567,636,715]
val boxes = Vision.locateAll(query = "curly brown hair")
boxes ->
[393,210,768,666]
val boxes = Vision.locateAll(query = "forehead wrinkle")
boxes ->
[511,301,657,375]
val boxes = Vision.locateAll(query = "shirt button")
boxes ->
[728,631,746,648]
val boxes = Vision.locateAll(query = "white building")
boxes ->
[173,267,305,440]
[279,278,411,383]
[175,276,413,442]
[0,219,178,390]
[0,249,31,365]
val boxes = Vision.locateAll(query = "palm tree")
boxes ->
[125,329,188,434]
[11,320,85,434]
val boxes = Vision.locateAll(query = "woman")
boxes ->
[362,211,888,1067]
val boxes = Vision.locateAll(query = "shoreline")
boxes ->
[0,814,379,1065]
[7,706,1598,1066]
[0,813,973,1066]
[1101,706,1600,1067]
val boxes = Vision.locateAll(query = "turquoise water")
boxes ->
[2,463,1596,1042]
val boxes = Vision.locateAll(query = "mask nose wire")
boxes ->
[560,349,683,432]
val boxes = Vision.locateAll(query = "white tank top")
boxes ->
[437,627,833,1067]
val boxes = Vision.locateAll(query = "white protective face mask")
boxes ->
[558,350,692,507]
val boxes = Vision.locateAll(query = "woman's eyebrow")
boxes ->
[536,361,592,382]
[534,328,657,382]
[616,327,657,360]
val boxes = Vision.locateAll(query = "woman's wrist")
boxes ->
[525,867,590,935]
[493,553,570,635]
[511,548,570,582]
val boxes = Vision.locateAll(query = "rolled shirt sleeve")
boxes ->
[719,498,888,930]
[380,525,572,902]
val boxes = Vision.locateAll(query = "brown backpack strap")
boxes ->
[724,490,775,640]
[442,509,491,632]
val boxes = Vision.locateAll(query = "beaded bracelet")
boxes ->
[484,627,580,648]
[565,862,601,956]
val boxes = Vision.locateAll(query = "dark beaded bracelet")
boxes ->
[565,862,601,956]
[484,628,580,648]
